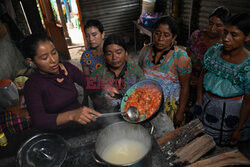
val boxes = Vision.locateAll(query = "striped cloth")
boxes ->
[0,95,30,134]
[0,111,30,134]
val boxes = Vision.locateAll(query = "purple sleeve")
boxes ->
[64,62,88,89]
[24,79,58,129]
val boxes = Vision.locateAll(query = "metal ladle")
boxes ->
[91,106,140,121]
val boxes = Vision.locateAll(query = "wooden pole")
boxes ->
[37,0,70,60]
[56,0,72,45]
[75,0,86,47]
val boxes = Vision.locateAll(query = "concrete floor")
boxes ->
[68,46,83,68]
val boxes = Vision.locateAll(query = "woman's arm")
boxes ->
[81,63,90,76]
[138,46,148,70]
[80,51,91,75]
[56,106,101,125]
[175,50,192,126]
[197,69,206,105]
[186,30,204,73]
[231,94,250,145]
[187,47,202,72]
[24,78,101,129]
[24,80,59,129]
[175,73,190,125]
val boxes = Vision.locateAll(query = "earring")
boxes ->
[171,40,176,47]
[29,63,37,69]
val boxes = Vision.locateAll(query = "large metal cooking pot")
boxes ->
[94,122,152,167]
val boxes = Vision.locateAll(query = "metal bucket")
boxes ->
[94,122,152,167]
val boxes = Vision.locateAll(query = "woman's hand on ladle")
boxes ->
[71,107,101,125]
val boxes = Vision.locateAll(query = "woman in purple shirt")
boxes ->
[22,33,101,129]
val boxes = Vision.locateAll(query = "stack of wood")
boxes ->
[157,119,250,167]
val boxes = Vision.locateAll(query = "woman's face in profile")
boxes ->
[33,40,59,74]
[223,25,249,52]
[104,44,128,70]
[153,24,176,51]
[85,26,104,49]
[207,16,224,38]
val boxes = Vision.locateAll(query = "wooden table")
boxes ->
[133,21,153,52]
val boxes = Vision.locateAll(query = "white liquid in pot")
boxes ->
[101,139,147,165]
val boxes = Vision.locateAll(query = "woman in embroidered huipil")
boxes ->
[187,6,231,86]
[196,12,250,146]
[80,20,105,106]
[90,34,144,110]
[139,16,192,127]
[80,20,105,75]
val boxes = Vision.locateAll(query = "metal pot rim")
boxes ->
[94,122,152,166]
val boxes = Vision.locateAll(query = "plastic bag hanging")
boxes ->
[0,79,19,108]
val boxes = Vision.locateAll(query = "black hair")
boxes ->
[19,33,54,60]
[226,11,250,36]
[84,19,104,34]
[209,6,231,23]
[153,16,178,37]
[103,34,128,53]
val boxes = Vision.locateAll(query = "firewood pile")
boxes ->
[157,119,250,167]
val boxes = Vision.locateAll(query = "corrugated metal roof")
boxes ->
[179,0,193,44]
[78,0,141,37]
